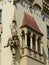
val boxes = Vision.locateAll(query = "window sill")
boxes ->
[21,47,44,56]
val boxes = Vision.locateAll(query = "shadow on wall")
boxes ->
[43,47,47,65]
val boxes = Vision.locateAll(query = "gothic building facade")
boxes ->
[0,0,49,65]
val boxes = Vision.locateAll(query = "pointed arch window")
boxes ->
[27,32,30,48]
[37,37,41,53]
[33,4,41,11]
[32,34,36,50]
[21,31,25,47]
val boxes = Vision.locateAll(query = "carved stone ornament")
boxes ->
[4,18,20,57]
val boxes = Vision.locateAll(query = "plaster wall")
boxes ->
[0,1,48,65]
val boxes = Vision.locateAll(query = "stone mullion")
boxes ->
[35,36,38,52]
[30,33,33,49]
[25,33,27,47]
[41,41,43,54]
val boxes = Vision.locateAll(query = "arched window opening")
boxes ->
[21,30,25,47]
[32,34,36,50]
[33,4,41,11]
[27,32,30,48]
[37,37,41,53]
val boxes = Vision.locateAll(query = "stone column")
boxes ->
[25,33,27,47]
[30,33,33,49]
[36,36,38,52]
[41,41,43,54]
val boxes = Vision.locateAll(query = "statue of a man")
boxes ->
[4,35,20,55]
[4,20,20,55]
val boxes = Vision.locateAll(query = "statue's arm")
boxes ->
[4,44,9,48]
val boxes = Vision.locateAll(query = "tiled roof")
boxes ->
[20,12,43,35]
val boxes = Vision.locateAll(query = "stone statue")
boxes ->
[4,19,20,56]
[4,35,19,55]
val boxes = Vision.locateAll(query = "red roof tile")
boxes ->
[20,12,43,35]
